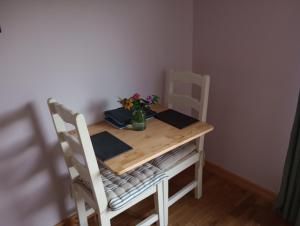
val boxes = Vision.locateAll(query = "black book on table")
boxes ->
[90,131,132,161]
[104,107,132,127]
[104,107,157,129]
[155,109,199,129]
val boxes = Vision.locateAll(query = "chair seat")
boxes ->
[151,142,197,170]
[74,163,166,211]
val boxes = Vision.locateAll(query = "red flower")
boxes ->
[132,93,141,100]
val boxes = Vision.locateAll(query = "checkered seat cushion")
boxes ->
[151,142,197,170]
[74,163,166,211]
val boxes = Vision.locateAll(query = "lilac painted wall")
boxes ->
[193,0,300,192]
[0,1,193,225]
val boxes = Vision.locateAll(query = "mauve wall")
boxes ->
[0,1,193,225]
[193,0,300,192]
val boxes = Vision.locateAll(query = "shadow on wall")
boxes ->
[0,103,69,226]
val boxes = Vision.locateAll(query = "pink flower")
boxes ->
[132,93,141,100]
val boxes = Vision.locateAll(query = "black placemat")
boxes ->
[155,109,199,129]
[90,131,132,161]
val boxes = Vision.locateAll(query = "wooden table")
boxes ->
[88,105,214,175]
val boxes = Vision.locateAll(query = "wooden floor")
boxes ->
[72,168,290,226]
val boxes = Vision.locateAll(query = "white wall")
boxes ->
[0,1,193,225]
[193,0,300,193]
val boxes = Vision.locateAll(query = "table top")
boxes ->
[87,105,214,175]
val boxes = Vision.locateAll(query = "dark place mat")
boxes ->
[90,131,132,161]
[155,109,199,129]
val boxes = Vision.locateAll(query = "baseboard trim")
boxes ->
[204,161,277,202]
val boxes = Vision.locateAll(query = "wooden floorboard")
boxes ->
[59,167,290,226]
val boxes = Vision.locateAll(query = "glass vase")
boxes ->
[131,109,146,131]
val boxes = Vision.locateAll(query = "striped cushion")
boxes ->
[151,142,197,170]
[74,163,166,211]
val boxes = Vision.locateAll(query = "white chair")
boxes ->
[48,98,166,226]
[151,71,210,225]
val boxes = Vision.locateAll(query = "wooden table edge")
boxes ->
[106,123,214,175]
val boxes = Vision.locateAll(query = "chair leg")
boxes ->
[98,212,111,226]
[154,182,165,226]
[74,193,88,226]
[194,152,204,199]
[162,179,169,226]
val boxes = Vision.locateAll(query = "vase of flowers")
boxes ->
[119,93,158,131]
[131,108,146,131]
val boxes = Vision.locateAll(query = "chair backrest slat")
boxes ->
[71,157,91,182]
[167,71,204,87]
[168,94,202,111]
[47,98,108,212]
[50,102,77,125]
[61,132,83,155]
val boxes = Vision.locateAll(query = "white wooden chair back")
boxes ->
[47,98,107,212]
[165,71,210,151]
